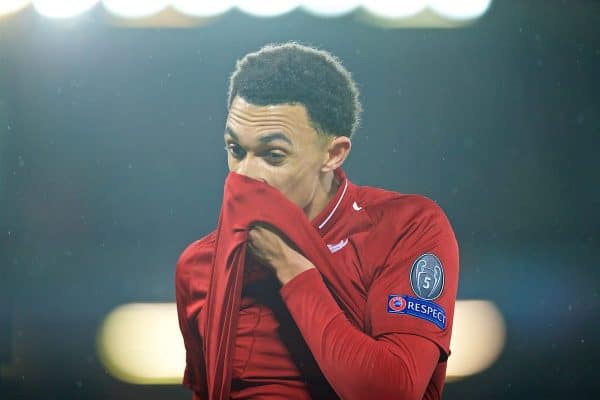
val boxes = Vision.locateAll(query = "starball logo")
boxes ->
[387,295,447,330]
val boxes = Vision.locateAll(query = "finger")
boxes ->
[248,228,260,241]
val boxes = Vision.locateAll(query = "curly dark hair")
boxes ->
[227,42,362,138]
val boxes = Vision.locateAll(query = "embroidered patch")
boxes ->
[410,253,444,300]
[327,238,349,253]
[387,295,446,329]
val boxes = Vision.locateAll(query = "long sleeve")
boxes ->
[280,269,440,400]
[175,268,208,399]
[175,239,214,400]
[280,201,459,400]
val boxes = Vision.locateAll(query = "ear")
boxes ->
[321,136,351,173]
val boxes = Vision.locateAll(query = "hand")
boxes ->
[247,223,315,285]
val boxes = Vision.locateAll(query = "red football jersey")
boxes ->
[176,167,459,399]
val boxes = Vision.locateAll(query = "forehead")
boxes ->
[226,96,315,135]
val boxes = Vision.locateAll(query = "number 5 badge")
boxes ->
[410,253,444,300]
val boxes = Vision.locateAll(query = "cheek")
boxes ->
[245,152,323,206]
[275,168,319,208]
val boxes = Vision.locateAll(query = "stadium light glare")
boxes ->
[447,300,506,378]
[428,0,492,20]
[32,0,98,19]
[300,0,360,17]
[102,0,169,19]
[98,300,505,384]
[97,303,185,384]
[360,0,427,19]
[235,0,301,17]
[0,0,30,17]
[2,0,494,24]
[171,0,234,17]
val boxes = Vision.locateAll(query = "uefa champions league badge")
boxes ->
[387,295,447,330]
[409,253,444,300]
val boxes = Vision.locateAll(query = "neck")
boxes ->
[305,170,340,222]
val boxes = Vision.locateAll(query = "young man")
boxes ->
[176,43,459,399]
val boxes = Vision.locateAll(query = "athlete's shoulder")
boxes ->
[354,184,450,227]
[352,184,457,282]
[175,230,217,280]
[175,231,216,319]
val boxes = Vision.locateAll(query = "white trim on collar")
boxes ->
[318,178,348,230]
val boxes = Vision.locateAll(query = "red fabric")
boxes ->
[176,167,459,399]
[199,171,366,399]
[280,270,444,399]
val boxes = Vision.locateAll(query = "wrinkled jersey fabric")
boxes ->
[200,171,365,399]
[176,168,459,399]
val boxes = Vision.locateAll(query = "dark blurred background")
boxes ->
[1,0,599,399]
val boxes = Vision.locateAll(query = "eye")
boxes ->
[264,150,286,165]
[225,143,245,159]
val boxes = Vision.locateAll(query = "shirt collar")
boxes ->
[311,167,353,234]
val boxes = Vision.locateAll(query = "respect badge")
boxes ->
[387,295,447,330]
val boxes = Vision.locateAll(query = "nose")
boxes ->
[234,156,266,183]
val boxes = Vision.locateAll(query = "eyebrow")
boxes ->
[259,132,293,146]
[225,126,293,146]
[224,126,239,141]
